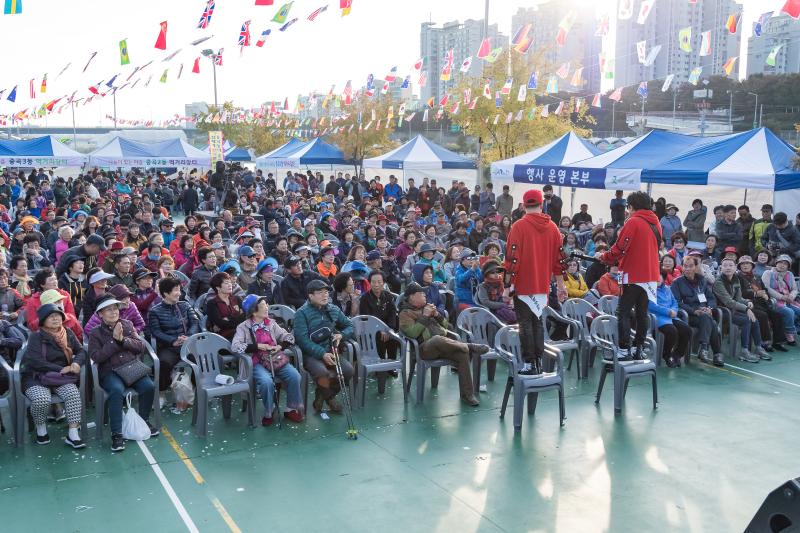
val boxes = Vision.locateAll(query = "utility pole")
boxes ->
[202,49,219,109]
[727,90,733,130]
[759,103,763,127]
[748,92,758,129]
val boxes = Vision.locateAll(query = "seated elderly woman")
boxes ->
[24,268,83,340]
[476,261,517,323]
[84,284,146,335]
[206,272,245,341]
[563,258,589,299]
[21,303,86,448]
[88,296,158,452]
[332,272,361,318]
[247,258,281,304]
[232,295,304,426]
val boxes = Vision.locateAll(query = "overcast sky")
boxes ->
[0,0,783,128]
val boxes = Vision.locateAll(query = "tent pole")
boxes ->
[570,187,575,217]
[743,189,748,206]
[646,183,653,196]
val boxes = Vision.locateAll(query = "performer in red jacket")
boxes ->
[600,191,662,359]
[504,189,566,375]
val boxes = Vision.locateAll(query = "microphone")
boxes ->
[568,251,601,263]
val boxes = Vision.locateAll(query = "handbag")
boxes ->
[249,327,290,373]
[114,358,152,387]
[38,341,78,387]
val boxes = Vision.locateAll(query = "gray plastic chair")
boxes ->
[561,298,603,379]
[455,307,507,395]
[590,314,658,413]
[199,313,208,332]
[180,332,255,436]
[12,344,88,446]
[494,326,565,430]
[194,292,210,315]
[541,307,582,374]
[268,304,296,330]
[350,315,407,407]
[648,312,665,366]
[243,345,309,419]
[598,295,619,315]
[91,335,161,439]
[0,343,21,446]
[402,327,461,405]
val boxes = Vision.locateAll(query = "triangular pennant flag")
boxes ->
[591,93,602,108]
[493,114,500,125]
[517,84,527,102]
[468,97,478,110]
[555,102,564,115]
[192,57,201,73]
[722,56,738,76]
[781,0,800,19]
[661,74,675,92]
[154,21,168,50]
[609,87,623,102]
[476,38,491,59]
[570,67,584,87]
[637,0,655,24]
[699,30,712,56]
[556,62,570,79]
[40,74,47,94]
[767,44,783,66]
[7,86,16,102]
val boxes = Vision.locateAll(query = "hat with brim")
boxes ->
[134,268,158,281]
[37,303,65,324]
[89,271,115,285]
[460,248,478,261]
[20,216,39,226]
[737,255,755,266]
[109,284,132,300]
[95,298,122,313]
[306,279,330,295]
[40,289,65,306]
[419,243,438,254]
[777,254,793,266]
[482,261,505,276]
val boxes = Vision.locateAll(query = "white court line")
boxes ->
[137,441,200,533]
[725,364,800,389]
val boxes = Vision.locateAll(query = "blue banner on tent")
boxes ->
[513,164,606,188]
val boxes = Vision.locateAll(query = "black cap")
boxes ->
[86,234,107,250]
[305,279,329,295]
[284,256,301,269]
[404,282,426,298]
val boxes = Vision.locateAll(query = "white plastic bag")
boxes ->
[122,393,151,441]
[171,368,195,407]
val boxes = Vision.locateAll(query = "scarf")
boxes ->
[43,325,72,364]
[317,261,338,279]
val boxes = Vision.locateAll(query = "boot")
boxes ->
[698,346,713,365]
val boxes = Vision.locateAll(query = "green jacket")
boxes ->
[749,218,771,255]
[712,274,748,313]
[293,301,353,360]
[398,301,449,344]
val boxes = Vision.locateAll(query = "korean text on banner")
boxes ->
[208,131,225,167]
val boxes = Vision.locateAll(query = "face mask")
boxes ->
[148,253,160,260]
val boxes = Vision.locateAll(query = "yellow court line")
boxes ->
[211,497,243,533]
[161,426,205,484]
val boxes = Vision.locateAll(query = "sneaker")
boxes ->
[147,422,160,437]
[607,347,630,361]
[64,435,86,449]
[712,353,725,367]
[461,394,480,407]
[283,410,304,423]
[111,433,125,452]
[261,416,274,427]
[36,433,50,445]
[698,348,713,365]
[326,397,343,413]
[519,361,541,375]
[737,348,760,363]
[755,346,773,361]
[632,346,644,361]
[159,392,167,409]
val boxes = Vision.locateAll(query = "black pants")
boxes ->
[377,337,400,360]
[616,284,649,350]
[157,346,181,392]
[688,313,722,353]
[659,319,691,361]
[513,296,544,364]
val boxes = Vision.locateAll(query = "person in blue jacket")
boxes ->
[382,175,404,202]
[454,249,483,310]
[412,262,446,316]
[650,274,691,367]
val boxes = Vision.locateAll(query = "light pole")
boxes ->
[747,92,758,129]
[726,89,733,130]
[202,49,219,109]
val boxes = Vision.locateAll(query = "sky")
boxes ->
[0,0,785,128]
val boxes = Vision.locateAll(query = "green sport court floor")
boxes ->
[2,352,798,533]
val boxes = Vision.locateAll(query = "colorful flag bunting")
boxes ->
[484,47,503,63]
[340,0,352,17]
[83,52,98,72]
[636,41,647,64]
[725,12,741,33]
[555,62,570,80]
[40,74,46,94]
[608,87,623,102]
[256,29,271,47]
[574,98,584,113]
[514,110,523,122]
[422,109,429,122]
[160,69,168,83]
[119,39,130,65]
[678,27,692,52]
[476,38,491,59]
[514,37,533,55]
[307,5,328,21]
[273,2,293,23]
[511,24,532,53]
[483,79,492,99]
[555,102,564,115]
[501,78,513,95]
[688,67,703,85]
[527,71,538,89]
[495,91,502,108]
[618,0,633,20]
[767,44,783,66]
[699,30,711,56]
[384,66,397,82]
[192,57,201,73]
[463,88,471,104]
[637,0,655,24]
[239,21,252,46]
[451,102,460,115]
[722,56,738,76]
[643,45,661,66]
[154,21,168,50]
[661,74,674,92]
[556,10,576,46]
[753,12,772,37]
[637,81,648,98]
[546,76,558,94]
[468,97,478,110]
[198,0,215,29]
[591,93,602,108]
[570,67,584,87]
[459,56,472,73]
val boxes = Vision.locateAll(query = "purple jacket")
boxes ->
[84,304,145,335]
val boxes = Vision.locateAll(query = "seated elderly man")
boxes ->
[398,282,487,406]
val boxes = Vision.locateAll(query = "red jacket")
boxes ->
[600,209,662,284]
[503,212,565,295]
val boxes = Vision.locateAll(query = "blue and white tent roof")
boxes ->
[0,136,87,166]
[490,132,599,181]
[255,138,307,169]
[642,128,800,191]
[363,135,476,170]
[266,137,348,167]
[89,137,210,168]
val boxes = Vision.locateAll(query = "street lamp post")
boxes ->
[747,92,758,129]
[202,49,219,109]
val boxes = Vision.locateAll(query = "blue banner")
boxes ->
[513,164,608,189]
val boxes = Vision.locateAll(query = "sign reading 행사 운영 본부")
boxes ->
[512,164,641,190]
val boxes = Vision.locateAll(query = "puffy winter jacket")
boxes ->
[293,301,353,361]
[88,318,146,379]
[280,271,327,309]
[601,209,662,284]
[147,301,200,349]
[682,207,707,243]
[670,275,716,315]
[648,283,680,328]
[714,220,743,250]
[188,265,218,301]
[454,263,482,306]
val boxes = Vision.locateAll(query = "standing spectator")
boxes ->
[610,190,626,228]
[383,175,403,202]
[478,183,495,217]
[496,185,514,218]
[737,205,755,255]
[715,205,743,251]
[542,184,562,222]
[683,199,708,243]
[749,204,773,256]
[571,204,593,229]
[707,205,724,237]
[660,204,682,248]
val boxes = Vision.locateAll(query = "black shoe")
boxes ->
[387,369,398,378]
[147,422,160,437]
[698,348,713,365]
[518,361,541,375]
[111,433,125,452]
[787,340,797,346]
[64,435,86,449]
[764,345,775,353]
[665,357,679,368]
[774,343,789,352]
[461,394,480,407]
[632,347,644,361]
[36,433,50,445]
[713,353,725,367]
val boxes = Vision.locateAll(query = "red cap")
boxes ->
[110,241,124,251]
[724,246,738,254]
[523,189,543,207]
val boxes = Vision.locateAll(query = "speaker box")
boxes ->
[746,478,800,533]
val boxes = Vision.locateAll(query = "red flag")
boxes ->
[255,0,274,4]
[782,0,800,19]
[192,57,201,73]
[476,38,491,59]
[283,97,289,111]
[88,86,99,95]
[154,21,168,50]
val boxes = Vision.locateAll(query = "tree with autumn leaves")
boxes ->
[196,102,288,156]
[446,49,594,166]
